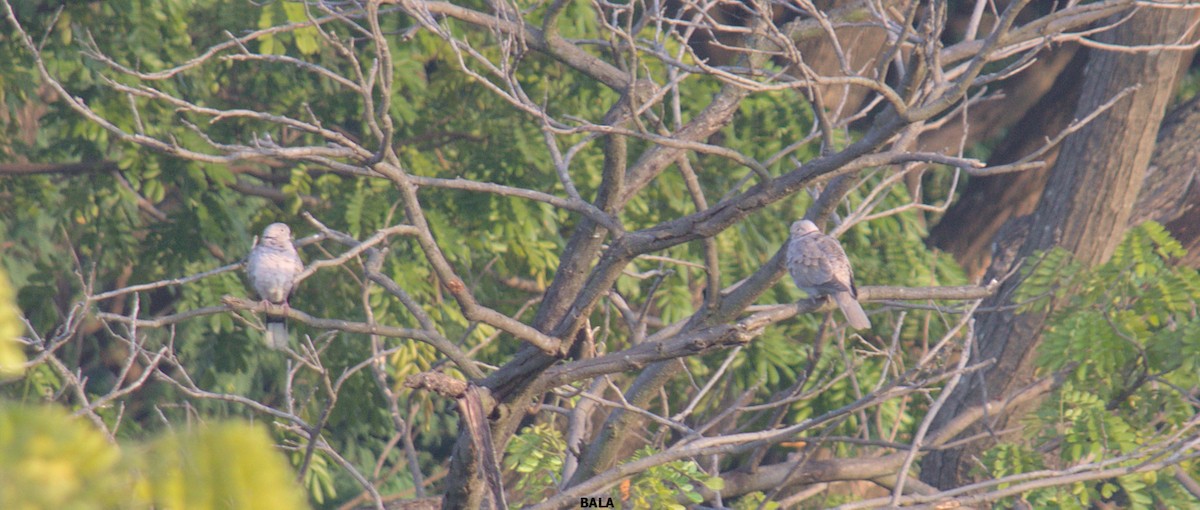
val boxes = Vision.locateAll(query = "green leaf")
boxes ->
[0,267,24,378]
[257,4,283,55]
[282,3,320,55]
[0,405,131,509]
[141,423,310,509]
[503,423,566,505]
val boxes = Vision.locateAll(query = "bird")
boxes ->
[786,219,871,330]
[246,223,304,350]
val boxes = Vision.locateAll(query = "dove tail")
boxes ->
[265,319,289,350]
[833,292,872,330]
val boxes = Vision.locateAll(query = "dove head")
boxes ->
[790,219,819,237]
[260,223,293,248]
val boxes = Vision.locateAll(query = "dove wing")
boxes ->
[787,231,870,329]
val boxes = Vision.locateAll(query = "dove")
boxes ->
[246,223,304,349]
[786,219,871,330]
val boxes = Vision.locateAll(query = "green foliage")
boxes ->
[292,449,338,506]
[502,428,724,509]
[0,404,308,510]
[140,422,311,509]
[257,2,322,56]
[982,443,1045,483]
[3,0,429,492]
[504,423,567,505]
[0,405,131,509]
[983,222,1200,509]
[0,0,999,506]
[0,267,24,378]
[731,491,781,510]
[616,447,724,509]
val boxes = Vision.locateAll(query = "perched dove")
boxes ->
[246,223,303,350]
[787,219,871,330]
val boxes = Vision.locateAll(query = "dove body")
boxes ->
[786,220,871,330]
[247,223,303,349]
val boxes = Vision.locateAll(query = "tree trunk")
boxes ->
[925,48,1084,280]
[1131,93,1200,267]
[921,5,1198,490]
[930,53,1200,278]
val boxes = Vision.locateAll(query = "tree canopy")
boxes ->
[2,0,1200,509]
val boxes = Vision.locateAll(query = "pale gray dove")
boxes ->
[246,223,303,350]
[787,219,871,330]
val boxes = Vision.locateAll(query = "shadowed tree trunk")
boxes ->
[921,5,1200,490]
[1130,92,1200,267]
[930,53,1200,279]
[925,49,1084,280]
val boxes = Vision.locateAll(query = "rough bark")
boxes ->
[918,43,1082,156]
[921,5,1198,489]
[931,52,1200,278]
[926,49,1084,280]
[1131,93,1200,267]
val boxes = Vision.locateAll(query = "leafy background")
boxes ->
[1,1,1198,508]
